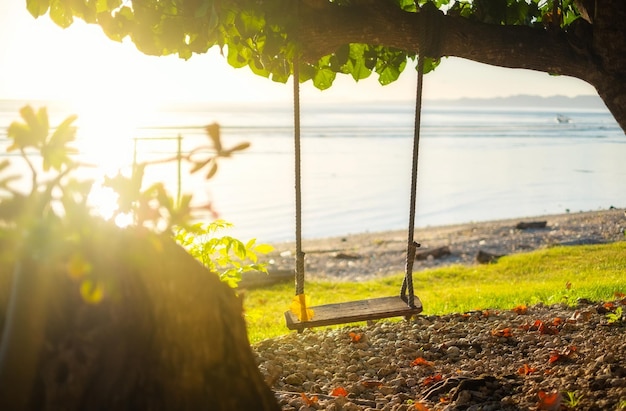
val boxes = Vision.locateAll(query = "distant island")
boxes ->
[426,94,607,110]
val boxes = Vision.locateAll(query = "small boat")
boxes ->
[556,114,571,123]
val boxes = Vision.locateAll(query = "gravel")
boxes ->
[253,300,626,411]
[253,209,626,410]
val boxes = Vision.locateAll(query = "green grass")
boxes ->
[243,242,626,344]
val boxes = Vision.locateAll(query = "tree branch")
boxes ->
[296,1,597,82]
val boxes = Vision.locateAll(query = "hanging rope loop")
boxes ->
[401,55,425,308]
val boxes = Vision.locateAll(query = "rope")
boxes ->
[401,55,425,308]
[293,61,306,297]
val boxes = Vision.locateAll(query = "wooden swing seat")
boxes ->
[284,296,423,332]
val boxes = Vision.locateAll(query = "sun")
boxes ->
[68,86,159,223]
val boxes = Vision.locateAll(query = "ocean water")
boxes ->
[0,99,624,243]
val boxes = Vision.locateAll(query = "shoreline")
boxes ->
[260,208,625,282]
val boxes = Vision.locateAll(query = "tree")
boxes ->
[26,0,626,132]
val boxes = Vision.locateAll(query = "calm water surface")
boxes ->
[1,100,623,242]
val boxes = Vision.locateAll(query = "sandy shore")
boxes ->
[260,208,625,283]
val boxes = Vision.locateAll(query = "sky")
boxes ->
[0,1,599,107]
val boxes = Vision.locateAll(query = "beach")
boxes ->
[260,208,626,282]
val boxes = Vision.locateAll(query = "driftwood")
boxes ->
[516,221,547,229]
[415,246,451,261]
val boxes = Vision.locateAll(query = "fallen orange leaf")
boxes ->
[349,332,362,343]
[537,390,562,410]
[549,346,577,364]
[603,302,616,310]
[411,357,434,367]
[300,392,318,406]
[413,402,431,411]
[330,387,348,397]
[512,304,528,315]
[491,327,513,338]
[518,363,537,376]
[526,319,559,335]
[423,374,443,386]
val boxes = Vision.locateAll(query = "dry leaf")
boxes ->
[491,327,513,338]
[518,363,537,376]
[549,346,577,364]
[411,357,434,367]
[512,304,528,315]
[422,374,443,386]
[537,389,562,410]
[413,402,431,411]
[300,392,318,406]
[349,332,362,343]
[330,387,348,397]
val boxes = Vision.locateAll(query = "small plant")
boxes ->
[618,399,626,409]
[563,391,583,408]
[606,306,623,325]
[174,221,273,287]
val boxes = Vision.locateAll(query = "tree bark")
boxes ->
[0,224,280,411]
[295,0,626,132]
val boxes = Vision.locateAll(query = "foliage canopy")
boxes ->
[27,0,584,89]
[25,1,626,131]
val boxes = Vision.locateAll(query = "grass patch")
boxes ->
[243,242,626,344]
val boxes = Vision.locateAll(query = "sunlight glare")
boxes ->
[71,89,158,223]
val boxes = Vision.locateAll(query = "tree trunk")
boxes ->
[0,223,280,411]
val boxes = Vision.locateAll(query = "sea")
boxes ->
[0,98,624,243]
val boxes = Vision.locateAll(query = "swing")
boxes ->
[284,56,427,332]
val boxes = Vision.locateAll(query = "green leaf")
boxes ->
[421,56,441,74]
[178,45,192,60]
[41,142,77,171]
[50,0,74,28]
[227,43,251,68]
[397,0,418,12]
[48,114,77,146]
[377,60,405,85]
[7,106,49,150]
[27,0,50,18]
[95,0,122,13]
[312,56,337,90]
[235,10,265,38]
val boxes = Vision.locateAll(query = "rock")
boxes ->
[476,250,505,264]
[415,246,451,261]
[516,221,547,229]
[284,373,306,386]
